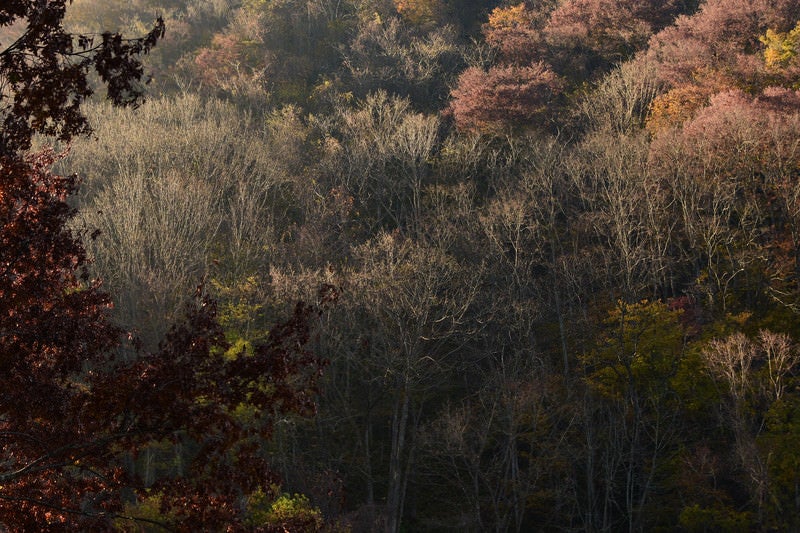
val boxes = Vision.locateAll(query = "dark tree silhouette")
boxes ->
[0,2,330,529]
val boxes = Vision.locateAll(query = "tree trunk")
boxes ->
[386,385,410,533]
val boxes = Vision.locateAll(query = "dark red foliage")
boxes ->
[0,0,165,156]
[0,150,124,531]
[0,150,330,530]
[0,3,330,530]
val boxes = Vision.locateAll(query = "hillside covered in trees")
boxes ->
[4,0,800,530]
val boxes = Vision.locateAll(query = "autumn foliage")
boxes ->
[0,149,330,529]
[8,0,800,530]
[394,0,445,27]
[761,21,800,70]
[0,151,331,530]
[0,150,122,529]
[0,2,330,530]
[482,3,544,64]
[545,0,684,63]
[0,1,164,156]
[449,63,562,133]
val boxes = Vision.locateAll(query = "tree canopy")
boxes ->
[5,0,800,530]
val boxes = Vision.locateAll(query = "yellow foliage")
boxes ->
[247,488,326,530]
[582,300,686,401]
[760,22,800,70]
[646,85,711,134]
[486,3,533,31]
[115,491,177,531]
[645,71,731,135]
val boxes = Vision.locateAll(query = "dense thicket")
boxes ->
[10,0,800,530]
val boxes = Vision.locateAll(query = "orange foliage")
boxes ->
[483,3,543,63]
[486,3,532,30]
[646,82,721,134]
[645,64,737,134]
[646,86,705,134]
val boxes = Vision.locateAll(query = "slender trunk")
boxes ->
[510,428,523,533]
[399,404,422,529]
[584,400,595,532]
[365,416,374,506]
[386,384,410,533]
[554,284,569,376]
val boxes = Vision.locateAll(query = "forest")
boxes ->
[2,0,800,530]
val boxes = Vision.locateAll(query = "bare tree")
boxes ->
[326,91,439,235]
[702,330,800,525]
[65,94,291,346]
[347,232,482,533]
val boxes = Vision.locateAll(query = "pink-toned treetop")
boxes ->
[449,62,563,133]
[649,87,800,179]
[645,0,800,88]
[483,3,549,64]
[545,0,685,65]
